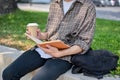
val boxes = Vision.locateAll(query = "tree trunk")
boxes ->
[0,0,18,15]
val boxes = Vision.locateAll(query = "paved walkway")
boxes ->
[96,7,120,21]
[0,45,120,80]
[18,3,50,12]
[18,3,120,21]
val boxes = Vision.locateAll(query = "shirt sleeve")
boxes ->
[45,3,53,32]
[72,4,96,54]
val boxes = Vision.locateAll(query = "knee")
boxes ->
[2,67,11,80]
[2,67,15,80]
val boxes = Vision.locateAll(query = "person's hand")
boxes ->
[36,29,43,40]
[37,45,61,58]
[25,28,31,39]
[25,28,42,39]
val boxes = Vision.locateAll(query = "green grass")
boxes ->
[92,18,120,55]
[0,10,48,50]
[0,10,120,75]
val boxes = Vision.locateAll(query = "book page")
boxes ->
[25,33,52,58]
[35,48,52,58]
[25,33,42,44]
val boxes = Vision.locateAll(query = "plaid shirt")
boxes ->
[45,0,96,61]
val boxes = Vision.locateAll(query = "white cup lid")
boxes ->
[27,23,39,27]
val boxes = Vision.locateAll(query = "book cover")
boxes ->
[25,33,70,49]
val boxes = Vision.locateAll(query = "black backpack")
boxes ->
[71,49,119,79]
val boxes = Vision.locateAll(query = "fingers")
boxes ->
[36,29,42,39]
[26,28,40,39]
[46,45,55,49]
[25,30,31,39]
[37,45,51,53]
[37,28,41,32]
[26,31,31,35]
[36,29,41,35]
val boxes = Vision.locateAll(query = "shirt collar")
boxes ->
[76,0,85,4]
[55,0,85,4]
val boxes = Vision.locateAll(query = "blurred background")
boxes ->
[17,0,120,21]
[92,0,120,7]
[18,0,120,7]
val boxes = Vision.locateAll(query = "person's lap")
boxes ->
[2,49,72,80]
[32,58,72,80]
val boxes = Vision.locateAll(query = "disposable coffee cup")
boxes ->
[27,23,38,38]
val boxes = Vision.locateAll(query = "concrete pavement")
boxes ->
[18,3,120,21]
[96,7,120,21]
[18,3,50,12]
[0,45,120,80]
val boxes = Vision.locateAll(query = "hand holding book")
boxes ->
[25,33,70,49]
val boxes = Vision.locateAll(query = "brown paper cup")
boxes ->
[27,23,38,38]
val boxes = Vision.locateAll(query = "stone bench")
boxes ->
[0,45,120,80]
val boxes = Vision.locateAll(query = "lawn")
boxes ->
[0,10,48,50]
[0,10,120,75]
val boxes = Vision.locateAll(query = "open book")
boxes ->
[25,33,70,49]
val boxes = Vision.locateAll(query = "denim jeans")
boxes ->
[2,49,72,80]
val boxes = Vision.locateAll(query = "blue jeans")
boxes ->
[2,49,72,80]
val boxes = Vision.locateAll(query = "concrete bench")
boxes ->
[0,45,120,80]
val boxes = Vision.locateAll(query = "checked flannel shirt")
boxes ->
[45,0,96,62]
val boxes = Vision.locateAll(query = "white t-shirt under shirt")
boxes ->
[63,0,75,15]
[35,0,75,58]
